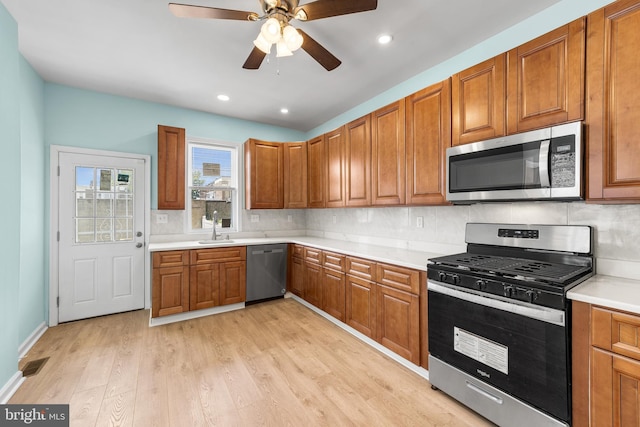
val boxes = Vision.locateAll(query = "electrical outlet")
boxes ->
[332,215,337,224]
[156,214,168,224]
[416,216,424,228]
[251,214,260,223]
[287,215,293,223]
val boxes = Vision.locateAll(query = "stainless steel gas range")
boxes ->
[427,223,594,427]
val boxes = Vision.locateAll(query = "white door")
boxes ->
[57,152,146,322]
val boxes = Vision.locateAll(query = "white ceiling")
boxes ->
[2,0,560,132]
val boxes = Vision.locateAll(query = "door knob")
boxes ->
[136,231,143,237]
[136,242,143,248]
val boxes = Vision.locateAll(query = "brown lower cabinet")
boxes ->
[152,247,246,318]
[573,301,640,426]
[291,245,424,366]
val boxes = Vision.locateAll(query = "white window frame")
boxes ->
[186,136,241,234]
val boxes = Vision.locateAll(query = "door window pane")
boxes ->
[75,166,135,243]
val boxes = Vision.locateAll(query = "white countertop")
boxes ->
[568,275,640,315]
[148,236,441,272]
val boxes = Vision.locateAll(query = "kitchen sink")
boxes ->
[198,240,234,244]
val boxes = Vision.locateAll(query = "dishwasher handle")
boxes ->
[251,249,284,255]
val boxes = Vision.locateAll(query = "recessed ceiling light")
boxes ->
[217,94,230,101]
[378,34,393,45]
[280,108,289,114]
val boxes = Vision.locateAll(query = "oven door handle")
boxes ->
[428,281,565,326]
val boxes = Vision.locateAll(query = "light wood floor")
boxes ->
[12,298,494,426]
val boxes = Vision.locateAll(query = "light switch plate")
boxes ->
[251,214,260,223]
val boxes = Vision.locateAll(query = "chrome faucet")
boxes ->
[211,210,219,240]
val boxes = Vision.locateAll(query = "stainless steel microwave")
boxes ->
[446,121,583,203]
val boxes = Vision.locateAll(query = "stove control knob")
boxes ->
[526,290,538,303]
[475,280,486,290]
[452,275,460,285]
[438,272,446,282]
[503,285,514,298]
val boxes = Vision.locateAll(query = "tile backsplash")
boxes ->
[152,202,640,280]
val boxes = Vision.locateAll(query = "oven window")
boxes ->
[449,141,543,193]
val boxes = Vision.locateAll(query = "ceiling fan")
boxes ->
[168,0,378,71]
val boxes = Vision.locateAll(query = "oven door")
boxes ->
[428,281,570,423]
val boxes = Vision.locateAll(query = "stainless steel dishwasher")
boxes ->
[246,243,288,304]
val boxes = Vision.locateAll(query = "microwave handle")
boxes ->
[539,140,550,188]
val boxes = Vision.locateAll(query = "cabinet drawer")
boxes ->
[190,246,246,264]
[304,247,322,264]
[346,257,376,281]
[153,250,189,268]
[376,263,420,295]
[592,306,640,361]
[323,251,345,272]
[292,244,304,258]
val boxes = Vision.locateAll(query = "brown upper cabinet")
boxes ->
[244,139,284,209]
[371,100,406,206]
[451,55,506,146]
[586,0,640,202]
[345,115,372,207]
[157,125,185,210]
[405,79,451,205]
[307,135,326,208]
[325,126,346,208]
[507,17,586,134]
[284,142,308,208]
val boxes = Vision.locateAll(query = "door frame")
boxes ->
[49,145,151,326]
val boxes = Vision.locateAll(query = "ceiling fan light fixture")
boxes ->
[276,39,293,57]
[253,33,272,54]
[261,18,282,44]
[282,25,303,51]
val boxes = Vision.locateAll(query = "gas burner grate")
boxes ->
[431,253,591,284]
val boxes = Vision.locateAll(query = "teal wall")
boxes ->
[44,84,307,210]
[19,57,46,345]
[0,2,22,388]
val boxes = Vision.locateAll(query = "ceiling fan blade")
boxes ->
[298,29,341,71]
[242,47,267,70]
[294,0,377,21]
[169,3,258,21]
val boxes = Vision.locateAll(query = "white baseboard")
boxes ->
[148,302,245,327]
[18,322,48,360]
[0,372,25,404]
[289,295,430,381]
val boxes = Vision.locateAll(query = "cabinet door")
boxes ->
[345,275,376,338]
[451,55,506,146]
[323,268,346,322]
[591,347,640,426]
[345,115,371,207]
[506,18,585,134]
[157,125,185,210]
[284,142,308,208]
[307,135,326,208]
[152,265,189,317]
[587,0,640,202]
[376,284,420,364]
[289,255,304,297]
[219,261,246,305]
[303,261,323,308]
[405,79,451,206]
[325,127,346,208]
[371,100,406,205]
[189,263,219,311]
[245,139,284,209]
